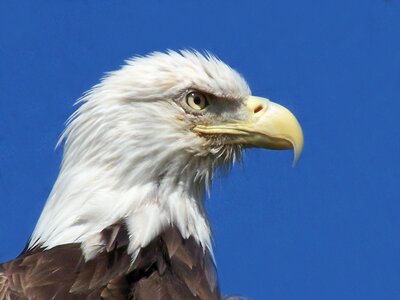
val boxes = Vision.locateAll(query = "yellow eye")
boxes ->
[186,92,209,110]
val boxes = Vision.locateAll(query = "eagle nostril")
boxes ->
[254,105,264,114]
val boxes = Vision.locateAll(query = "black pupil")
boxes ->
[193,95,202,105]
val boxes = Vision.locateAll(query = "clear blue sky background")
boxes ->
[0,1,399,299]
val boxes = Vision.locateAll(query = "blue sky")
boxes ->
[0,1,399,299]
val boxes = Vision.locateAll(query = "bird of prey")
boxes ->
[0,50,303,299]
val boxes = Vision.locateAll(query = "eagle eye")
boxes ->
[186,92,209,111]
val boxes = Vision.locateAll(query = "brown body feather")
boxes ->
[0,224,223,300]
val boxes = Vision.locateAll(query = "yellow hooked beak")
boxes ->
[194,96,304,165]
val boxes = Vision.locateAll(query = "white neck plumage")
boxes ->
[29,138,218,261]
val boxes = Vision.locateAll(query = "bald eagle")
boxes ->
[0,50,303,299]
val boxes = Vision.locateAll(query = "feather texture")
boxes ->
[1,224,226,299]
[28,50,250,260]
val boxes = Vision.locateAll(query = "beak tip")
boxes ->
[292,152,301,167]
[290,123,304,167]
[290,138,303,167]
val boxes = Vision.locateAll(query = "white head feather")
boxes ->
[29,50,251,260]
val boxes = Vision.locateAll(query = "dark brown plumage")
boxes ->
[0,224,224,299]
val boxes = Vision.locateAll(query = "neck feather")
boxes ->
[29,150,215,260]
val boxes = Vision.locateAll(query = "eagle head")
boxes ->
[30,50,303,259]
